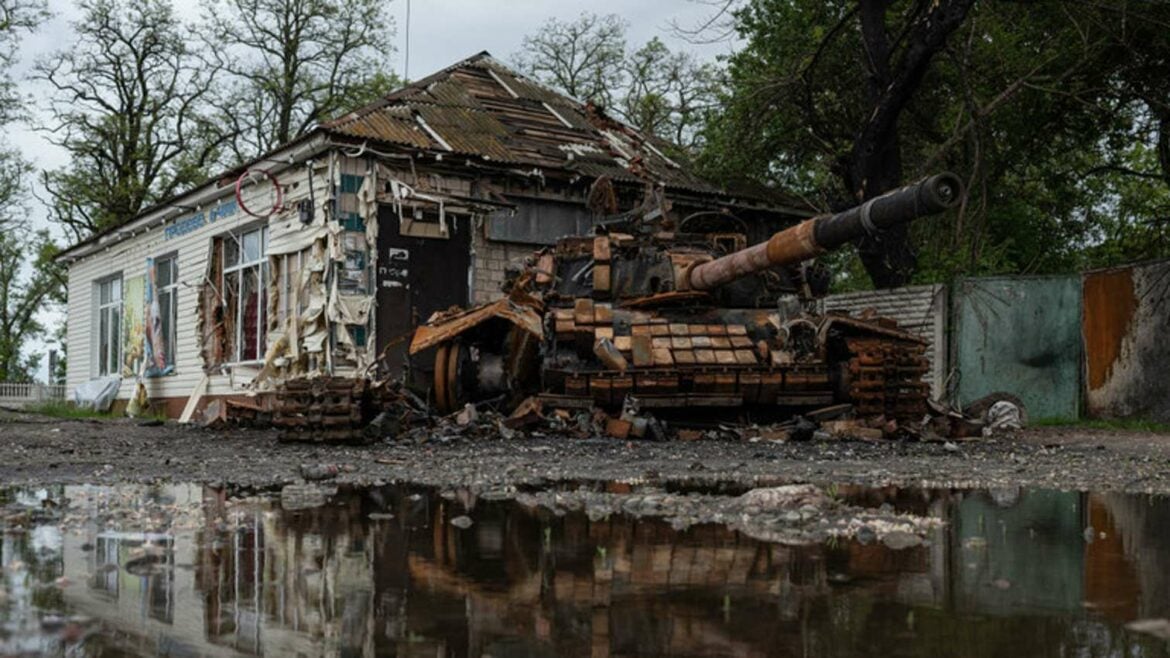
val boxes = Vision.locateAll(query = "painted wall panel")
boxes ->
[954,275,1082,421]
[1083,260,1170,422]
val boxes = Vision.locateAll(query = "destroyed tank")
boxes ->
[410,174,963,426]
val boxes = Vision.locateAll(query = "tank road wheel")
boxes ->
[434,344,452,413]
[433,341,471,415]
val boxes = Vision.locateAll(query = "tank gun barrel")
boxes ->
[687,173,963,291]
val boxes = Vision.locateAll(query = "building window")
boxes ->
[96,276,122,376]
[223,226,268,362]
[154,255,178,370]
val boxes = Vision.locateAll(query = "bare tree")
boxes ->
[514,12,627,107]
[200,0,397,163]
[36,0,222,241]
[622,37,720,150]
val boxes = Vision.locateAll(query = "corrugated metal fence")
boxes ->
[819,284,948,399]
[822,259,1170,423]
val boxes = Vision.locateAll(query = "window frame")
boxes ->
[221,225,268,364]
[95,275,123,377]
[153,253,179,372]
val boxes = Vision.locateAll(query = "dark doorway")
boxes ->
[375,203,472,388]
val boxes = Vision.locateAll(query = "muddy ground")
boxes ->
[2,410,1169,494]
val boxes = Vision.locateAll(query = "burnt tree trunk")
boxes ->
[848,0,976,288]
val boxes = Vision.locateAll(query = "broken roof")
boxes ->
[58,52,810,263]
[324,52,801,206]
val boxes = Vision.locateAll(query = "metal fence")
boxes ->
[0,381,67,408]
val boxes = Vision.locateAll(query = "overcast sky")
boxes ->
[9,0,738,381]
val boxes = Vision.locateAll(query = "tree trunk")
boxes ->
[847,0,977,288]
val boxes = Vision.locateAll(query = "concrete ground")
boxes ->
[1,411,1168,495]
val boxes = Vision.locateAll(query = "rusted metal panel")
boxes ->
[1083,260,1170,422]
[954,276,1082,421]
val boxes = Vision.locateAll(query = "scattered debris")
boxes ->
[985,400,1024,436]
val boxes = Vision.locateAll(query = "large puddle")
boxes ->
[1,481,1169,656]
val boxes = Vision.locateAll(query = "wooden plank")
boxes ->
[178,374,210,424]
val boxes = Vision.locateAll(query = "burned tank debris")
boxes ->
[249,174,1015,442]
[401,174,964,433]
[257,173,993,443]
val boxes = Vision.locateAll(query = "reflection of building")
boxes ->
[58,484,227,656]
[12,483,1170,657]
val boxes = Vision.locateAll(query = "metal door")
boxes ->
[375,204,472,385]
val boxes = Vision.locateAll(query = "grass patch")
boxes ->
[1033,417,1170,433]
[21,400,112,419]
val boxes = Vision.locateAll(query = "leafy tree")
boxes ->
[701,0,1170,287]
[36,0,222,242]
[0,228,65,381]
[0,0,47,125]
[199,0,398,163]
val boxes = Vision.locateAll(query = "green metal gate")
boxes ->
[953,276,1082,421]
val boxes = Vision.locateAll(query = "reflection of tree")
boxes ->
[0,486,68,656]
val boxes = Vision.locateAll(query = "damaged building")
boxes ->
[57,52,807,418]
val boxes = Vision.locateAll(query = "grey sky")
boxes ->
[8,0,738,381]
[10,0,737,230]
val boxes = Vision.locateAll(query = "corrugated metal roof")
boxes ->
[323,52,798,206]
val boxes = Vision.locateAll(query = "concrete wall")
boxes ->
[819,284,948,399]
[471,226,535,304]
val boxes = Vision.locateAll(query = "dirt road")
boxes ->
[1,411,1168,493]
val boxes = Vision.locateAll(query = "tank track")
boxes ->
[845,336,930,422]
[273,377,371,444]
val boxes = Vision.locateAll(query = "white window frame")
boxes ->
[223,225,268,364]
[155,254,179,371]
[95,275,123,377]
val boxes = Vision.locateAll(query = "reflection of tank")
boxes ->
[411,174,962,423]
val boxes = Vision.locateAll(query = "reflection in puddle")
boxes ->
[0,483,1168,656]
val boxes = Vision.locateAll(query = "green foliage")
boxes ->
[0,228,66,381]
[702,0,1170,282]
[0,0,48,125]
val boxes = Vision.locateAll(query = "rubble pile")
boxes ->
[305,380,1022,445]
[508,483,943,546]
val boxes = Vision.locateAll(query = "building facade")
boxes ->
[57,53,804,417]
